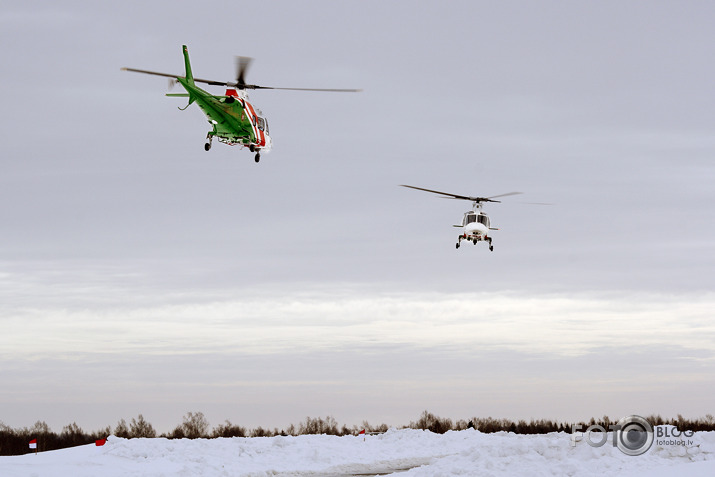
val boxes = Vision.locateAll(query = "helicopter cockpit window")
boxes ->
[256,116,266,131]
[478,215,488,225]
[465,214,476,224]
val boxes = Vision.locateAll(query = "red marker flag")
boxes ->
[359,429,365,436]
[29,439,37,449]
[95,439,106,446]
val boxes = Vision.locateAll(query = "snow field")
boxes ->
[1,427,714,476]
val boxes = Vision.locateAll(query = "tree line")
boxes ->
[2,411,714,456]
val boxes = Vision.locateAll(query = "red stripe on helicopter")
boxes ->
[243,100,266,147]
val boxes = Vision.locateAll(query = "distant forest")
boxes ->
[2,411,714,456]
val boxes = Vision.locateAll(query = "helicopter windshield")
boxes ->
[464,213,489,227]
[256,116,266,132]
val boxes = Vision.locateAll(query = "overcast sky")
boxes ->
[1,1,714,433]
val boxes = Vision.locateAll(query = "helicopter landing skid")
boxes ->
[204,132,213,151]
[456,236,494,251]
[209,137,261,162]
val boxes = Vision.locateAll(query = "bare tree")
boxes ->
[412,411,452,434]
[130,414,156,438]
[60,422,85,446]
[211,420,246,438]
[298,416,340,435]
[30,421,51,435]
[114,418,130,438]
[181,411,209,439]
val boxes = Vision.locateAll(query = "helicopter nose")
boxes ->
[465,223,488,237]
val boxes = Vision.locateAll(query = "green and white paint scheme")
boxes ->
[123,45,359,163]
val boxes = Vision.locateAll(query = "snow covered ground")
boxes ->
[2,427,714,477]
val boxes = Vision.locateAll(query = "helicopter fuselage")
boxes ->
[175,78,273,155]
[454,207,495,250]
[463,221,489,241]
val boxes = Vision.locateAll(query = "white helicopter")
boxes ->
[400,185,522,251]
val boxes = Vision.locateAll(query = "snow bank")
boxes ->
[1,427,714,477]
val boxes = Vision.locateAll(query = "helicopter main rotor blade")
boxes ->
[123,67,360,92]
[121,67,222,86]
[487,191,523,200]
[122,68,237,87]
[232,84,362,92]
[190,77,361,91]
[400,185,494,203]
[400,185,474,201]
[232,55,360,91]
[400,185,523,204]
[121,67,180,80]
